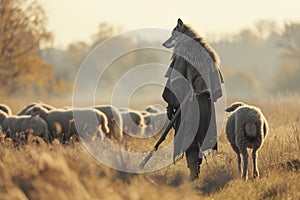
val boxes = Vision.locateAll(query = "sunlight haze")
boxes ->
[41,0,300,48]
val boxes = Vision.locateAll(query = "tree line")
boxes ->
[1,0,300,98]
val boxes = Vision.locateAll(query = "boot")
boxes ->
[186,146,201,181]
[189,165,200,181]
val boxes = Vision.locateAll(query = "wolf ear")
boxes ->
[177,18,183,28]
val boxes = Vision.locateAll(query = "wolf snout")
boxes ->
[162,38,174,48]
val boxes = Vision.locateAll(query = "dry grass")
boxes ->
[0,95,300,200]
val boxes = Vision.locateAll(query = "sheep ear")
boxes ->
[225,106,235,112]
[225,102,244,112]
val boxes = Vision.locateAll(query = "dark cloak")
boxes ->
[162,34,224,162]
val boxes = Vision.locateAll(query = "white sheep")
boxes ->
[225,102,269,180]
[0,110,51,144]
[94,105,123,142]
[120,109,145,137]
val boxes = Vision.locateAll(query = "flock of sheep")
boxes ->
[0,102,167,145]
[0,101,269,180]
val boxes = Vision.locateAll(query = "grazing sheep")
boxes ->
[140,111,153,137]
[94,105,123,142]
[71,108,110,141]
[145,106,160,113]
[141,111,168,136]
[151,112,168,130]
[137,111,168,137]
[140,111,151,125]
[33,106,109,143]
[145,104,165,113]
[34,106,68,141]
[0,104,12,115]
[225,102,269,180]
[0,110,51,143]
[17,101,55,116]
[120,109,145,137]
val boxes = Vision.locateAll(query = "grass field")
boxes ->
[0,95,299,200]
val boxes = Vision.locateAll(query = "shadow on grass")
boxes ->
[259,187,278,199]
[114,171,138,184]
[169,172,185,187]
[150,170,186,187]
[197,166,235,195]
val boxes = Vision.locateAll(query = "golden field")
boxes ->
[0,95,299,200]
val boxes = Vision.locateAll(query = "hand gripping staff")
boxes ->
[139,90,192,169]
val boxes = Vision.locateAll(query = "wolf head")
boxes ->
[163,18,221,65]
[163,18,188,48]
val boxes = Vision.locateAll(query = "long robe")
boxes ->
[162,35,223,161]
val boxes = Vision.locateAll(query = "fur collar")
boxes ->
[173,34,220,73]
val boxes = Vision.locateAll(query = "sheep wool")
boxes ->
[225,102,269,180]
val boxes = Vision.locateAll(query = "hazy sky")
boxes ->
[41,0,300,48]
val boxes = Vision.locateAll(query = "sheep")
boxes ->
[120,109,145,137]
[32,106,69,141]
[150,112,168,133]
[145,105,160,113]
[70,108,110,141]
[32,106,109,143]
[225,102,269,180]
[0,110,51,144]
[140,111,153,137]
[139,110,168,137]
[144,105,168,132]
[140,111,151,126]
[17,101,55,116]
[94,105,123,142]
[145,104,165,113]
[140,111,168,137]
[0,104,12,115]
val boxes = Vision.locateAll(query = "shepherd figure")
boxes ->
[162,18,224,180]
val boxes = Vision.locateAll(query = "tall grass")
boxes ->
[0,95,299,199]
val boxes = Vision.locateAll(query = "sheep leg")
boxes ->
[236,152,241,173]
[240,147,249,180]
[48,124,57,140]
[236,120,248,180]
[231,145,241,173]
[43,131,50,144]
[252,149,259,178]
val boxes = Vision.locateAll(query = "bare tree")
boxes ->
[90,22,121,49]
[273,22,300,93]
[278,22,300,63]
[255,19,279,39]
